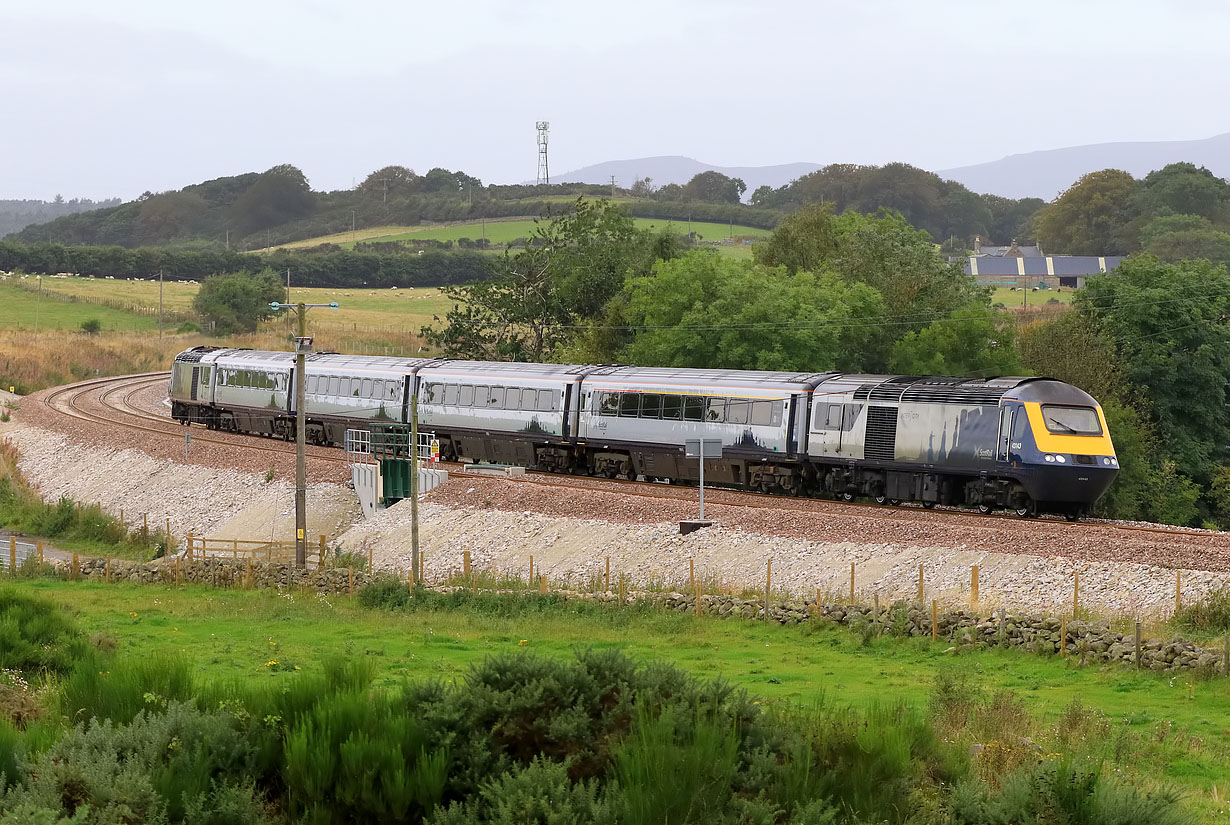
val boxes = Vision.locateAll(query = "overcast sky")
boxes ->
[3,0,1228,200]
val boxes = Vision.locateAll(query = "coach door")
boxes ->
[996,406,1014,462]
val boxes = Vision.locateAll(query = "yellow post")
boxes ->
[971,565,980,606]
[463,550,471,577]
[931,599,938,641]
[917,563,924,605]
[37,540,43,563]
[605,556,610,591]
[539,574,547,594]
[1072,569,1080,618]
[689,558,695,590]
[348,567,354,596]
[1175,569,1182,614]
[408,565,415,586]
[1060,617,1068,656]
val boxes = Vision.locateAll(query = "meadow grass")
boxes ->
[0,280,164,332]
[990,285,1074,306]
[279,217,771,251]
[13,577,1230,819]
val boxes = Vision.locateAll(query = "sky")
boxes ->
[3,0,1229,200]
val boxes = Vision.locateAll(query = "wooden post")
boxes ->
[689,558,695,590]
[37,540,43,563]
[348,567,354,596]
[764,558,772,622]
[917,563,924,605]
[1175,569,1182,614]
[619,574,626,605]
[7,537,15,574]
[1060,618,1067,656]
[849,561,855,602]
[232,538,238,560]
[187,532,194,562]
[971,565,979,606]
[529,554,534,587]
[605,556,610,591]
[408,565,415,586]
[539,574,547,594]
[931,599,938,641]
[463,550,471,577]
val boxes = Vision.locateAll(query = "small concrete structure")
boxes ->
[679,519,714,535]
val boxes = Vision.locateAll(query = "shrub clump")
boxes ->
[1173,586,1230,634]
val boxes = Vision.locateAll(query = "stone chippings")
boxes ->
[54,555,1229,675]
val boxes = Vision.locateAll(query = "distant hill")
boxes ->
[940,132,1230,199]
[551,156,824,197]
[0,197,121,237]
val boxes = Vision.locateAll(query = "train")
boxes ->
[169,346,1119,519]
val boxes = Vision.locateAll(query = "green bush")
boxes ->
[79,318,102,335]
[357,575,413,609]
[60,654,194,726]
[429,758,616,825]
[1173,586,1230,635]
[0,720,19,792]
[0,588,94,675]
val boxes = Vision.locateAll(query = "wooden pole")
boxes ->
[1072,569,1080,618]
[37,540,43,563]
[605,556,610,591]
[72,552,79,580]
[539,574,547,594]
[187,532,194,562]
[971,565,979,607]
[463,550,471,578]
[1175,569,1182,614]
[689,558,695,590]
[1060,617,1067,656]
[233,538,238,560]
[931,599,938,641]
[764,558,772,622]
[849,561,855,602]
[917,563,924,605]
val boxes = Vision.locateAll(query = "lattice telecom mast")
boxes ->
[536,121,550,184]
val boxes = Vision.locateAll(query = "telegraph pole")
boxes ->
[34,275,41,333]
[410,391,420,583]
[158,269,164,339]
[270,301,339,567]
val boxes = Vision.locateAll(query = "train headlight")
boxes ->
[1044,455,1055,462]
[1111,457,1118,466]
[1055,455,1067,463]
[1102,457,1111,465]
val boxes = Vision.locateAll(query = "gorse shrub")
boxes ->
[429,758,616,825]
[0,588,93,675]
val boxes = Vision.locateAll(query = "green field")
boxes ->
[0,279,162,332]
[281,217,770,252]
[19,579,1230,819]
[990,285,1074,306]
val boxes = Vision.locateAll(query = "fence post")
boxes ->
[539,574,547,594]
[463,550,471,578]
[1060,618,1068,656]
[764,558,772,622]
[8,537,15,574]
[408,564,415,586]
[187,533,194,562]
[917,563,924,605]
[1072,569,1080,618]
[1175,570,1182,614]
[689,558,695,590]
[931,599,938,641]
[1134,621,1142,668]
[849,562,855,602]
[233,538,238,560]
[37,540,43,563]
[605,556,610,591]
[72,552,79,580]
[971,565,979,607]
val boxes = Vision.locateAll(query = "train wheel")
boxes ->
[1014,502,1036,518]
[874,495,887,505]
[922,501,936,509]
[977,504,993,515]
[888,498,901,506]
[1065,507,1084,522]
[841,492,855,503]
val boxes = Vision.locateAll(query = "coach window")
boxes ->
[389,381,400,401]
[521,388,537,411]
[683,396,705,422]
[826,404,843,429]
[662,394,682,420]
[534,389,552,412]
[599,392,619,416]
[706,397,726,423]
[460,385,474,406]
[489,387,505,408]
[361,378,373,398]
[727,399,749,425]
[750,400,772,426]
[619,393,640,417]
[421,383,436,404]
[842,404,862,431]
[640,393,662,419]
[444,384,459,405]
[770,401,784,427]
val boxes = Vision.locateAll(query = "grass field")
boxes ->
[279,216,770,251]
[990,286,1074,306]
[0,279,164,332]
[21,276,451,335]
[18,579,1230,819]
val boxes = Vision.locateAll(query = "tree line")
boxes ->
[426,199,1230,528]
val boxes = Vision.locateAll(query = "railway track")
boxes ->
[38,372,1228,542]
